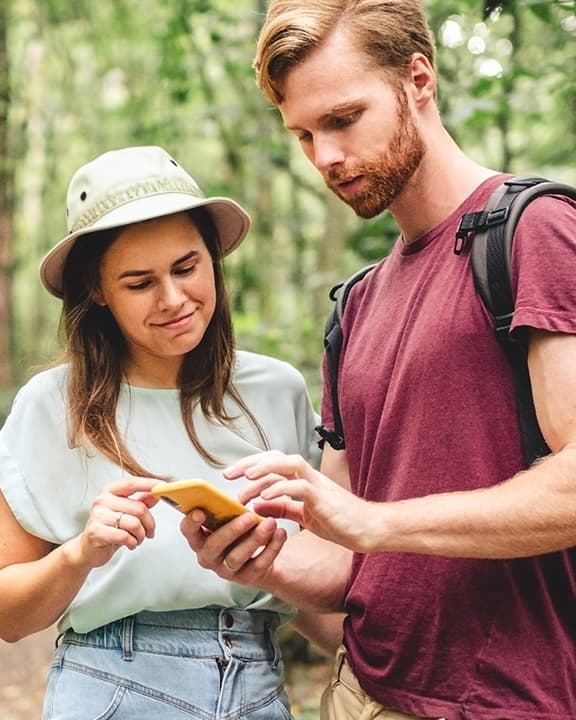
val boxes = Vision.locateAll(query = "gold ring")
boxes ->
[114,511,125,529]
[222,557,234,572]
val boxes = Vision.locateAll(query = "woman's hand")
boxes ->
[180,509,288,588]
[67,477,161,570]
[0,477,162,642]
[180,509,350,613]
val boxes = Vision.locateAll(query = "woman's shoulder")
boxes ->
[9,364,68,416]
[234,350,307,388]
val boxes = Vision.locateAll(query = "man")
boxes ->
[182,1,576,718]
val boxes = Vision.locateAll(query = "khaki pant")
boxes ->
[320,646,447,720]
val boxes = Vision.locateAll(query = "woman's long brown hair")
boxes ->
[60,208,269,477]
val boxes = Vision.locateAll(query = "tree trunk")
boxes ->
[0,0,14,387]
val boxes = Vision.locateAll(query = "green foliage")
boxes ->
[234,311,324,406]
[427,0,575,173]
[0,388,17,427]
[3,0,576,392]
[346,214,399,264]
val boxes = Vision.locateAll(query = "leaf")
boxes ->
[527,2,553,22]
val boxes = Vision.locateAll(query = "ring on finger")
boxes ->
[114,511,125,529]
[222,557,235,572]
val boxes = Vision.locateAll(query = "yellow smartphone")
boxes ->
[151,479,262,531]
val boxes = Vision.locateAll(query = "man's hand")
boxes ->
[224,450,377,553]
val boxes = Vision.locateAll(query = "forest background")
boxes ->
[0,0,575,718]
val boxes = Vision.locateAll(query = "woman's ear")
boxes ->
[91,288,106,307]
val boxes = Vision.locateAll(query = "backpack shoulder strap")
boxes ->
[316,263,376,450]
[470,177,576,335]
[462,176,576,465]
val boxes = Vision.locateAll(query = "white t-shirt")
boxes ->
[0,351,320,633]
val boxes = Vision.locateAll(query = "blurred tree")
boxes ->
[0,0,574,404]
[0,0,14,386]
[428,0,575,175]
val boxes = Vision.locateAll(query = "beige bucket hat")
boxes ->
[40,145,251,298]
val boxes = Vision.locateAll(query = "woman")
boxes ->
[0,146,319,719]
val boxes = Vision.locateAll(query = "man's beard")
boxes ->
[325,90,425,219]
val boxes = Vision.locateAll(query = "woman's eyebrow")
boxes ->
[172,250,200,266]
[116,251,200,280]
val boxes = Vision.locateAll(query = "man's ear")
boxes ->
[407,53,436,107]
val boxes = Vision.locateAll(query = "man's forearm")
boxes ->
[366,443,576,558]
[291,610,345,656]
[272,530,350,612]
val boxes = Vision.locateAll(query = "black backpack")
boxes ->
[316,176,576,466]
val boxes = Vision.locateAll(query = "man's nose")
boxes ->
[312,135,345,173]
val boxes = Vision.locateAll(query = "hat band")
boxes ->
[69,176,204,234]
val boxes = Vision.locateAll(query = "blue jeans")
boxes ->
[42,608,293,720]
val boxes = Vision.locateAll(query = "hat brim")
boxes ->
[40,191,251,298]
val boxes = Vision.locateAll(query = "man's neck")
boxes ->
[391,131,498,245]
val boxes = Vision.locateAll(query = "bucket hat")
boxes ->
[40,145,251,298]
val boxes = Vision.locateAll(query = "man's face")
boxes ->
[279,29,425,218]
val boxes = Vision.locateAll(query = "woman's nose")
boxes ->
[157,279,185,309]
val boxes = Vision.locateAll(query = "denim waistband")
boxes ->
[62,608,281,665]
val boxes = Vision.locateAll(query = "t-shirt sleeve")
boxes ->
[511,194,576,335]
[0,369,92,543]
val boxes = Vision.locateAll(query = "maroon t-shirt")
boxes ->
[321,175,576,719]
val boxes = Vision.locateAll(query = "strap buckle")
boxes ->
[315,424,345,451]
[454,206,510,255]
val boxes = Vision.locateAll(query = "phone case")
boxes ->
[151,479,262,531]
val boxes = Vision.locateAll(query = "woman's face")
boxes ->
[95,211,217,386]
